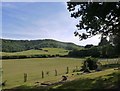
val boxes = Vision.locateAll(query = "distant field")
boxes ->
[2,58,83,89]
[1,48,69,56]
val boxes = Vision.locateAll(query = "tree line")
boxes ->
[68,37,118,58]
[1,37,119,59]
[1,39,82,52]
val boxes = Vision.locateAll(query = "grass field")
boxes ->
[1,48,69,56]
[2,57,120,89]
[2,58,83,89]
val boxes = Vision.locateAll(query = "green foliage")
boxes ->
[99,44,117,58]
[1,39,82,52]
[113,33,120,55]
[81,57,98,71]
[67,1,120,56]
[68,46,100,58]
[84,44,93,49]
[68,44,117,58]
[67,2,120,40]
[98,36,109,46]
[98,36,117,58]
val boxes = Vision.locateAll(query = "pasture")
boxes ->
[2,57,120,89]
[1,48,69,56]
[2,58,83,89]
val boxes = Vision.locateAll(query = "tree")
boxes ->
[98,36,109,57]
[68,46,100,58]
[98,36,117,58]
[84,44,93,48]
[67,1,120,55]
[113,32,120,55]
[98,36,109,46]
[67,1,120,40]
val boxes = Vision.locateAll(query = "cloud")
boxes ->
[2,2,100,46]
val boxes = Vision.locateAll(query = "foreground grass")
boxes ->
[54,71,120,90]
[2,58,120,90]
[5,68,119,91]
[2,58,83,89]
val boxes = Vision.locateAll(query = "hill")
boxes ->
[1,39,82,52]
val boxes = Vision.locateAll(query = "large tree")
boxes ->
[67,1,120,55]
[67,1,120,39]
[98,36,109,46]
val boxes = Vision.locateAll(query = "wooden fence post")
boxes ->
[42,71,44,78]
[46,71,49,76]
[66,67,69,74]
[24,73,27,82]
[55,69,57,76]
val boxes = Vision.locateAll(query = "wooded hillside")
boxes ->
[1,39,82,52]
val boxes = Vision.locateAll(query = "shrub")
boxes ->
[81,57,98,71]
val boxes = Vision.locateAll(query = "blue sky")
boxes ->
[2,2,100,46]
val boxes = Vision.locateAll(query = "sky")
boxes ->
[1,2,100,46]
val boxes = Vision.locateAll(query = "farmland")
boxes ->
[2,57,120,89]
[1,48,70,59]
[1,47,120,90]
[1,48,69,56]
[2,58,83,89]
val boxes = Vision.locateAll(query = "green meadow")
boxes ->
[2,57,120,89]
[2,48,69,56]
[2,58,83,89]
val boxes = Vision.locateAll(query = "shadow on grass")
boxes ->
[3,72,120,91]
[102,64,120,69]
[3,85,48,91]
[56,72,120,91]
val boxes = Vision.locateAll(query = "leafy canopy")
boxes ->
[67,1,120,40]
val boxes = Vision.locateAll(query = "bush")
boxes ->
[81,57,98,71]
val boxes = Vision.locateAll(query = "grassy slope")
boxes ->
[7,68,120,90]
[1,48,69,56]
[53,70,120,90]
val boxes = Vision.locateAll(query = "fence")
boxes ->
[21,66,81,82]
